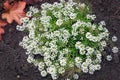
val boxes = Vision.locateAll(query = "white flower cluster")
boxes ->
[17,0,109,80]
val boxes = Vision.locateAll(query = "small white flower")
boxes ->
[80,3,86,8]
[86,32,92,39]
[59,58,67,66]
[75,57,82,63]
[100,41,107,47]
[112,36,118,42]
[106,55,112,61]
[58,67,65,74]
[75,41,81,49]
[81,62,88,68]
[100,20,106,26]
[85,58,92,64]
[41,10,47,16]
[60,0,65,3]
[86,14,96,20]
[112,47,119,53]
[47,65,56,74]
[45,60,52,66]
[89,70,94,74]
[51,74,58,80]
[87,47,94,54]
[82,67,88,73]
[54,31,61,37]
[27,55,34,63]
[66,78,71,80]
[38,62,45,70]
[41,70,47,77]
[16,25,25,31]
[98,25,104,31]
[26,11,33,17]
[69,13,77,19]
[79,49,86,55]
[56,19,63,26]
[73,74,79,80]
[94,64,101,70]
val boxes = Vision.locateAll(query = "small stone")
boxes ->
[17,75,20,78]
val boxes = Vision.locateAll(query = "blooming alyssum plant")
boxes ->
[17,0,109,79]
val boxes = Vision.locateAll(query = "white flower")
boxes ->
[112,36,118,42]
[41,10,47,16]
[27,55,34,63]
[86,14,96,20]
[51,74,58,80]
[82,67,88,73]
[59,58,67,66]
[98,25,104,31]
[79,49,86,55]
[100,41,107,47]
[20,17,29,23]
[16,25,25,31]
[96,53,102,60]
[60,0,65,3]
[85,58,92,64]
[86,32,92,39]
[41,70,47,77]
[86,47,94,54]
[81,62,88,68]
[100,20,106,26]
[75,57,82,63]
[75,41,81,49]
[66,78,71,80]
[58,67,65,74]
[26,11,33,17]
[53,11,62,18]
[56,19,63,26]
[94,64,101,70]
[112,47,119,53]
[73,74,79,80]
[54,31,61,37]
[38,62,45,71]
[89,70,94,74]
[89,64,95,72]
[47,65,56,74]
[106,55,112,61]
[69,13,77,19]
[80,3,86,8]
[45,60,52,66]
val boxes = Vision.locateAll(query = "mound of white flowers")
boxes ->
[17,0,109,79]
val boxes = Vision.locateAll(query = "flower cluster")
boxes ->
[17,0,109,79]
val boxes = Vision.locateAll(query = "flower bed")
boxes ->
[17,0,109,79]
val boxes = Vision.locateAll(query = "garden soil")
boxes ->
[0,0,120,80]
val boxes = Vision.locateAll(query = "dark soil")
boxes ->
[0,0,120,80]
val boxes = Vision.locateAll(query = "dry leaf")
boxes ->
[2,1,26,25]
[0,20,7,40]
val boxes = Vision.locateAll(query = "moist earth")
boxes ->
[0,0,120,80]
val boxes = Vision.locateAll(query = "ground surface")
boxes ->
[0,0,120,80]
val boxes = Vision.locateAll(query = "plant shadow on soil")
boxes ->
[0,0,120,80]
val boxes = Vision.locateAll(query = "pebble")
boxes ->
[17,75,20,78]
